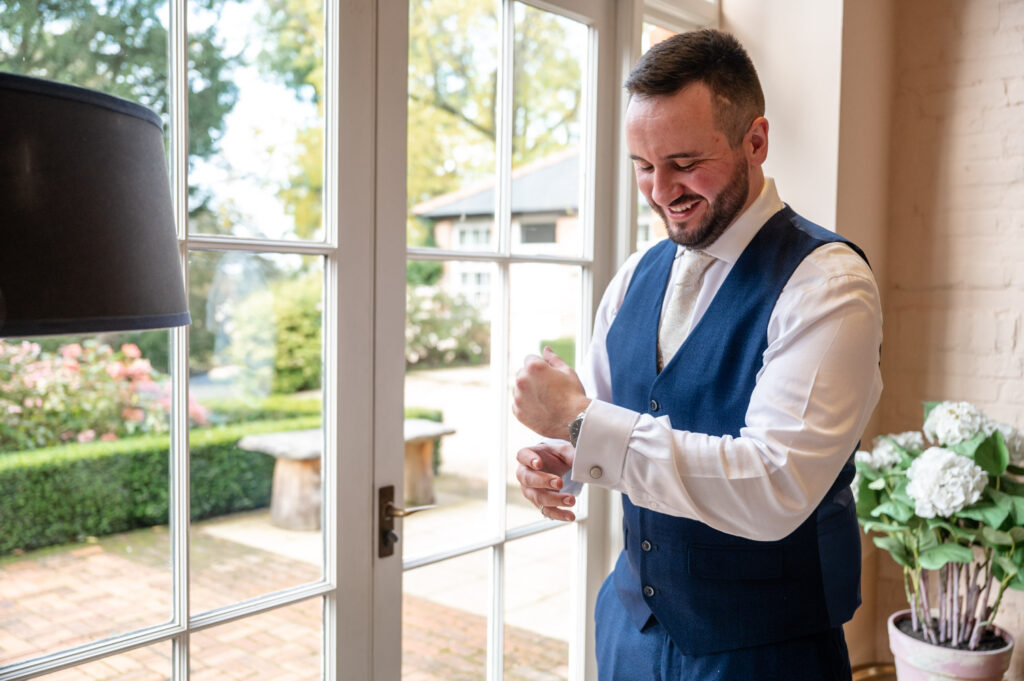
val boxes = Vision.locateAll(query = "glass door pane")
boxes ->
[188,252,324,613]
[0,332,173,666]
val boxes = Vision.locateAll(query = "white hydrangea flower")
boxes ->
[923,401,987,447]
[983,420,1024,465]
[866,431,924,469]
[906,447,987,518]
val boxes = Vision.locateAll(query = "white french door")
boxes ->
[373,0,618,679]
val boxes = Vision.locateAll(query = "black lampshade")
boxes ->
[0,72,190,337]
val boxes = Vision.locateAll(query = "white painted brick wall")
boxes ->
[878,0,1024,673]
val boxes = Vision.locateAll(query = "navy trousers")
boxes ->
[595,577,853,681]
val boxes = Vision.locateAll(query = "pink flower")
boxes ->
[77,429,96,443]
[122,407,145,422]
[125,359,153,381]
[121,343,142,359]
[100,433,118,441]
[61,343,84,360]
[6,404,22,415]
[105,363,124,379]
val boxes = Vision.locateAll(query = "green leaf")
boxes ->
[974,431,1010,477]
[867,478,887,490]
[892,479,913,507]
[1007,464,1024,476]
[987,487,1013,510]
[994,555,1019,580]
[854,460,881,480]
[871,500,914,523]
[981,527,1014,547]
[918,544,974,570]
[952,432,988,459]
[956,503,1011,528]
[874,536,911,567]
[922,401,940,423]
[917,529,940,552]
[859,520,907,534]
[1008,527,1024,544]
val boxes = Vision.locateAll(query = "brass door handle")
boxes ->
[378,485,437,557]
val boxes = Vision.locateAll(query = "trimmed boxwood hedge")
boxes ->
[0,417,319,555]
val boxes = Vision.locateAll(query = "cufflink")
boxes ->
[589,465,603,479]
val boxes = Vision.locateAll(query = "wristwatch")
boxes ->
[568,409,588,447]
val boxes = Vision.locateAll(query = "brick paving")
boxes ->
[1,519,567,680]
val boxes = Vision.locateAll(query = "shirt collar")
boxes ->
[675,177,785,265]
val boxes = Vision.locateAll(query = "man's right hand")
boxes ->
[515,442,577,522]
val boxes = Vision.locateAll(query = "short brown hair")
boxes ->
[624,29,764,146]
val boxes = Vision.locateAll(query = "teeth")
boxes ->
[670,200,698,214]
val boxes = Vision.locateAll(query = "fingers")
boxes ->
[542,345,568,369]
[514,449,576,522]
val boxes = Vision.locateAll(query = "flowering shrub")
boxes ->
[0,340,208,453]
[405,286,489,368]
[855,401,1024,650]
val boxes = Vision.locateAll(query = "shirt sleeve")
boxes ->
[570,243,883,541]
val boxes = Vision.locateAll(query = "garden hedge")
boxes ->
[0,416,319,555]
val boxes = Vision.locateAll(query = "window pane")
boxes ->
[641,20,676,53]
[0,1,170,119]
[510,3,588,258]
[407,0,498,252]
[0,332,172,666]
[403,550,489,680]
[36,643,171,681]
[188,0,324,241]
[404,261,497,557]
[506,264,582,528]
[188,252,323,613]
[505,526,573,681]
[190,599,322,680]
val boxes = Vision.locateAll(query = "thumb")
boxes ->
[542,346,568,369]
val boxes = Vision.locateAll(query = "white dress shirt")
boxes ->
[568,178,883,541]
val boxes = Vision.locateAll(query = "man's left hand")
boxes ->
[512,347,590,440]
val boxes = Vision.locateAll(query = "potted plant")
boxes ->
[855,401,1024,680]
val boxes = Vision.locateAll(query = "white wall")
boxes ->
[721,0,844,230]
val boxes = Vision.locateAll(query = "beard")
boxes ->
[652,153,750,250]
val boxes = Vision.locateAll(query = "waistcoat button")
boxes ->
[640,540,652,552]
[643,585,655,598]
[649,399,659,411]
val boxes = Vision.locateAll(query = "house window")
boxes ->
[520,222,557,243]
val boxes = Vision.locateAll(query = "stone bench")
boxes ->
[237,419,455,530]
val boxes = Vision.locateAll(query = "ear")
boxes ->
[745,117,769,165]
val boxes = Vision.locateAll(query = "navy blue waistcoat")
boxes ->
[605,206,866,655]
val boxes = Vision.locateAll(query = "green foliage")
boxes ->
[0,417,318,555]
[222,270,323,395]
[0,0,238,163]
[406,287,489,369]
[857,404,1024,648]
[203,394,322,424]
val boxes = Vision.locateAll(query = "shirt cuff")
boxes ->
[570,399,638,488]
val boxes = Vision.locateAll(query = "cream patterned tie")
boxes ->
[658,248,716,371]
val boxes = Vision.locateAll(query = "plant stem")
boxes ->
[937,565,947,644]
[919,569,937,643]
[952,562,961,646]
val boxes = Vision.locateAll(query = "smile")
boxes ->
[666,199,701,220]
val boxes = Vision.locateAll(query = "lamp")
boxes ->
[0,72,190,337]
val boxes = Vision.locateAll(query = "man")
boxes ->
[511,29,882,681]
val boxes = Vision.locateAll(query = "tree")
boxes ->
[0,0,238,165]
[255,0,585,249]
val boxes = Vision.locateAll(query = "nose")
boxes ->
[649,168,681,208]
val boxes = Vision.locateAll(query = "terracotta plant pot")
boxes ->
[887,610,1014,680]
